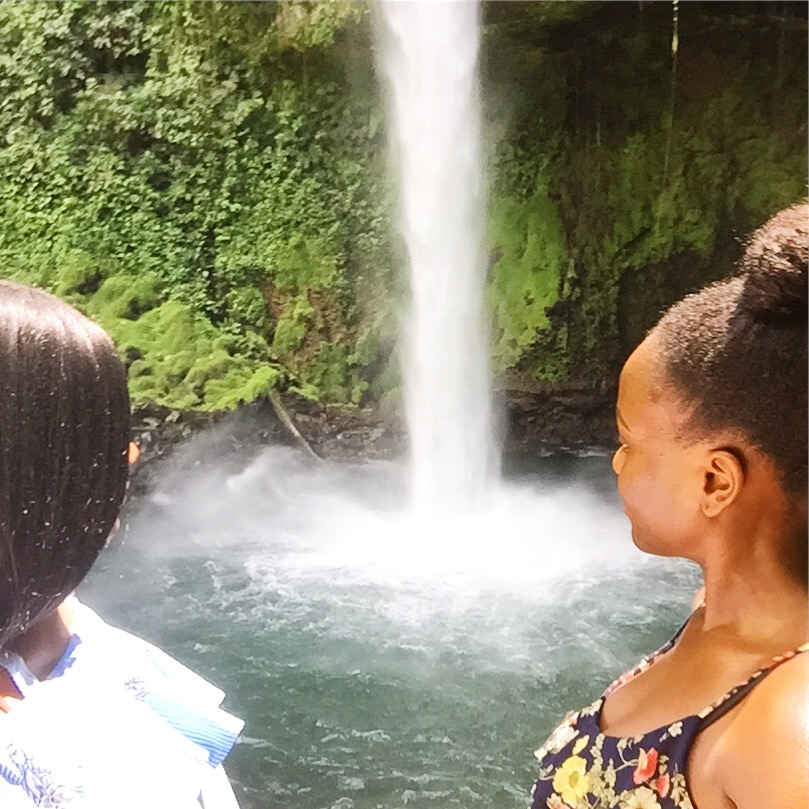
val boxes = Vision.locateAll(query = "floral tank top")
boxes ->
[530,624,809,809]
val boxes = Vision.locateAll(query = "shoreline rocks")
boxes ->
[130,382,617,487]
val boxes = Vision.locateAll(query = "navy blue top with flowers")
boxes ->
[531,626,809,809]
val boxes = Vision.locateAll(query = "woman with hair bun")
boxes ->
[531,204,808,809]
[0,282,243,808]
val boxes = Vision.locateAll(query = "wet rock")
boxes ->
[501,380,617,456]
[129,381,617,485]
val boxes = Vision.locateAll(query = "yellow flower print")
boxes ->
[572,735,590,755]
[552,755,590,805]
[666,721,683,737]
[620,785,662,809]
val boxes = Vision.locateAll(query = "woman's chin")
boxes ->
[630,529,685,560]
[629,526,662,556]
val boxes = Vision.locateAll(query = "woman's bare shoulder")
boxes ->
[743,647,809,717]
[720,651,809,809]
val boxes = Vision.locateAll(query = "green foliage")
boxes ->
[292,342,368,405]
[553,86,807,375]
[225,287,268,331]
[202,365,281,412]
[103,298,280,411]
[83,272,161,320]
[485,2,807,380]
[272,294,314,357]
[486,181,568,373]
[272,1,367,51]
[0,0,388,409]
[0,0,805,406]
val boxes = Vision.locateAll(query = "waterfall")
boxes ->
[376,0,497,514]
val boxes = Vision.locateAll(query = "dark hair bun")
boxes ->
[739,203,808,321]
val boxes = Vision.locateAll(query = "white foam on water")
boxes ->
[114,433,699,674]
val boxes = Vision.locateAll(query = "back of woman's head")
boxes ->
[652,203,808,494]
[0,282,130,646]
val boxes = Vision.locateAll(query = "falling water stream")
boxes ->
[80,4,700,809]
[376,1,495,513]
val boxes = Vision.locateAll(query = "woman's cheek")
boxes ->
[619,463,659,516]
[616,470,642,517]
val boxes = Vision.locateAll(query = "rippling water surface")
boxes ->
[81,415,700,809]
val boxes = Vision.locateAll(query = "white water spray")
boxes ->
[376,1,497,514]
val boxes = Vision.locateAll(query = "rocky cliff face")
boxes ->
[483,1,807,394]
[131,382,618,492]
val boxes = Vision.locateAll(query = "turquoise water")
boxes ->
[80,418,700,809]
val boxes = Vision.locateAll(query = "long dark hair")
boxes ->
[0,282,130,647]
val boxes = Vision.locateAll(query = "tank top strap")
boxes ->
[668,612,693,644]
[697,642,809,730]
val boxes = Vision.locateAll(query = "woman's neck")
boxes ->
[698,483,808,645]
[4,601,75,682]
[700,539,808,647]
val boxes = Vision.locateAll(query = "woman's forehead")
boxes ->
[619,340,662,402]
[617,340,681,434]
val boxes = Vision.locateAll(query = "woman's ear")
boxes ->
[701,449,745,517]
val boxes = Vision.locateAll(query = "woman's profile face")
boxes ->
[611,336,709,560]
